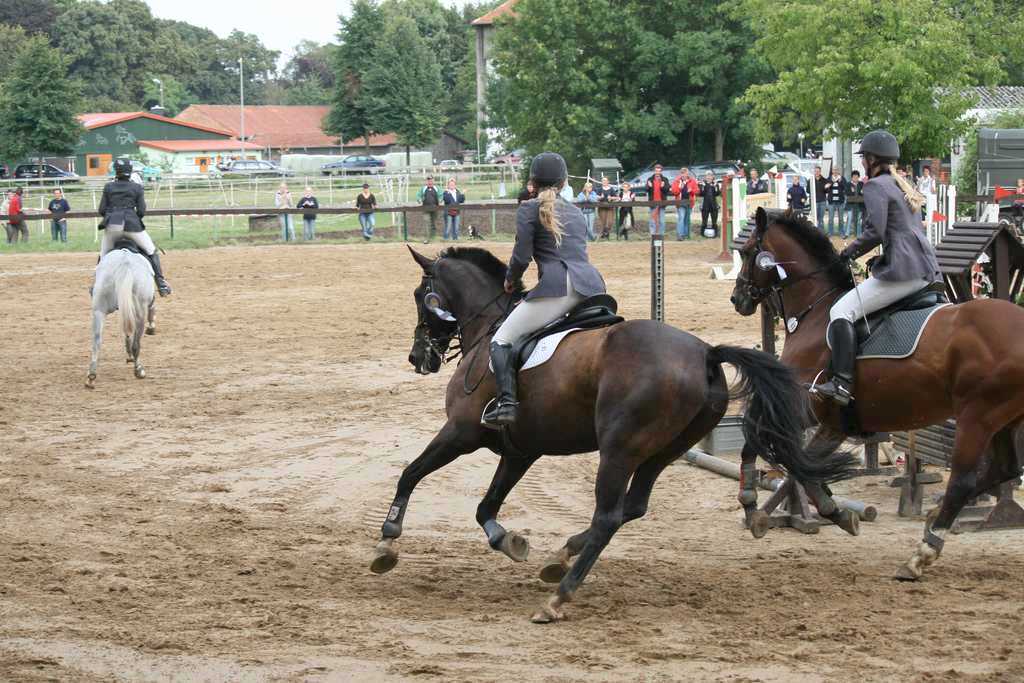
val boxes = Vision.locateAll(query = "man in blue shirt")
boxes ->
[48,188,70,243]
[787,175,808,217]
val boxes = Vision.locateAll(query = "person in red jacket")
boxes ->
[671,167,698,240]
[6,187,27,243]
[645,163,671,235]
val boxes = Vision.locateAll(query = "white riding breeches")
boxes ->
[100,229,156,257]
[829,277,930,324]
[493,272,585,345]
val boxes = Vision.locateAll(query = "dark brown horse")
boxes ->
[731,207,1024,579]
[371,245,855,622]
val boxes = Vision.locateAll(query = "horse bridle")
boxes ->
[738,225,843,333]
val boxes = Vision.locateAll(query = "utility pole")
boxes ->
[238,58,245,161]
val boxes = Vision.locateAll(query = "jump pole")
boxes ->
[717,174,734,262]
[650,232,665,322]
[682,449,877,522]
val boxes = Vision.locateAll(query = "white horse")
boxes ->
[86,248,157,388]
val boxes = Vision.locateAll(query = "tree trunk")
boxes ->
[406,145,411,167]
[364,131,371,155]
[688,127,695,162]
[714,127,724,162]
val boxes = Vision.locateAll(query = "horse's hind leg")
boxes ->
[86,309,104,389]
[896,416,995,581]
[531,451,638,623]
[131,322,145,379]
[476,454,541,563]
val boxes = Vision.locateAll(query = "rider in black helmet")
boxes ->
[483,152,608,426]
[97,157,171,296]
[814,130,941,405]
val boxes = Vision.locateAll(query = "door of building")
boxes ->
[195,157,211,173]
[86,153,112,177]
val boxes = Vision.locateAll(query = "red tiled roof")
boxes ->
[175,105,340,149]
[77,111,232,136]
[472,0,519,26]
[345,133,399,147]
[138,139,263,153]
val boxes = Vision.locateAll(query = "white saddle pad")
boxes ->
[489,328,582,373]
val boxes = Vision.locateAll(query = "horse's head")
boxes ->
[408,247,458,375]
[731,207,852,317]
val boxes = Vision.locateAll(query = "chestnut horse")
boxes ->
[371,245,855,622]
[731,207,1024,580]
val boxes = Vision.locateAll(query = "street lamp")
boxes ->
[151,78,164,109]
[798,132,805,159]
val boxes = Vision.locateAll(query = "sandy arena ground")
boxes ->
[1,239,1022,682]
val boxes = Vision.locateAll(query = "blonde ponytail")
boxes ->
[887,164,925,214]
[537,186,564,246]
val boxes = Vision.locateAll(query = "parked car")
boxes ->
[437,159,462,169]
[107,159,162,182]
[211,159,294,178]
[13,163,80,183]
[0,164,8,179]
[320,155,386,175]
[490,149,524,165]
[688,161,741,181]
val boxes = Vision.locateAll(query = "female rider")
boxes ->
[483,152,607,426]
[98,158,171,296]
[814,130,941,405]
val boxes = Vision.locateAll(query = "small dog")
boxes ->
[467,224,485,240]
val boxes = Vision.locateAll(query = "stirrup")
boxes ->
[481,398,518,428]
[156,279,172,297]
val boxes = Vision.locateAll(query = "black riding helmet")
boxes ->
[113,157,132,179]
[859,130,900,161]
[530,152,567,186]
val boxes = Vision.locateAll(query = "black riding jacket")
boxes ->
[98,178,146,232]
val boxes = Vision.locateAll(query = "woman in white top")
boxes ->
[274,183,294,241]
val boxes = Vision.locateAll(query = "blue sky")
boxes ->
[145,0,474,67]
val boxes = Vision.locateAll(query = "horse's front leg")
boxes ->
[131,323,146,379]
[370,421,476,574]
[86,309,104,389]
[146,301,156,335]
[476,454,541,563]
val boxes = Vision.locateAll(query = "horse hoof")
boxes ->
[370,540,399,575]
[135,367,146,379]
[749,510,771,539]
[835,509,860,536]
[85,374,96,389]
[530,596,565,624]
[539,558,569,584]
[145,325,156,336]
[498,531,529,563]
[893,564,920,582]
[125,357,133,364]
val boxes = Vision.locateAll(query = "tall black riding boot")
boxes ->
[482,341,519,426]
[146,251,172,297]
[814,318,856,406]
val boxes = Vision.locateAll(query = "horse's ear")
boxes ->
[407,245,435,273]
[755,206,768,234]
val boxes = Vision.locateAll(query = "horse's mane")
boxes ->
[439,246,525,293]
[762,209,854,290]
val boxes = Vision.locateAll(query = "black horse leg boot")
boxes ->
[147,251,172,297]
[815,318,856,406]
[483,341,519,425]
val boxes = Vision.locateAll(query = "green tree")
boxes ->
[0,0,59,37]
[218,30,281,105]
[142,75,195,116]
[738,0,1004,161]
[0,36,82,166]
[324,0,386,151]
[363,14,446,163]
[0,23,30,75]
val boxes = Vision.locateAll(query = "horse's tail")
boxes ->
[115,262,139,340]
[707,345,858,485]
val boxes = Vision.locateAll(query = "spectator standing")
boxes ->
[2,191,11,244]
[916,165,936,219]
[418,176,441,243]
[296,186,319,241]
[824,167,847,237]
[7,187,26,243]
[845,170,864,236]
[576,181,598,241]
[48,187,70,243]
[517,180,536,204]
[645,163,671,235]
[442,177,466,240]
[274,182,295,241]
[672,167,699,240]
[747,168,768,194]
[595,176,618,239]
[698,171,720,238]
[617,182,634,239]
[355,183,377,240]
[787,175,808,216]
[560,178,575,202]
[1012,177,1024,223]
[812,166,827,228]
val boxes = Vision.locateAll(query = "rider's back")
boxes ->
[513,197,605,299]
[99,178,146,231]
[861,174,940,283]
